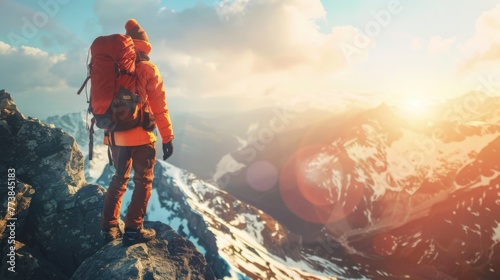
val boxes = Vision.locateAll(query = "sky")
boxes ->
[1,0,500,118]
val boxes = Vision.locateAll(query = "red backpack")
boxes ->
[77,34,154,161]
[78,34,144,131]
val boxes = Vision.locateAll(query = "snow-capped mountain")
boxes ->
[216,95,500,279]
[145,161,361,279]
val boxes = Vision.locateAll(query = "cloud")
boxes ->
[410,37,423,51]
[0,0,86,49]
[92,0,364,103]
[0,41,67,92]
[1,0,375,116]
[458,4,500,74]
[428,36,456,55]
[49,48,90,88]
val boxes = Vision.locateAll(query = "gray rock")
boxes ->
[34,184,107,277]
[71,221,216,280]
[0,90,21,186]
[0,89,85,209]
[0,90,95,277]
[0,180,35,238]
[0,89,22,119]
[14,118,85,204]
[0,241,68,280]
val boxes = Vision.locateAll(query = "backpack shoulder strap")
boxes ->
[77,75,91,95]
[77,49,92,96]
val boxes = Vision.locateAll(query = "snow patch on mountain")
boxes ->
[493,222,500,243]
[88,144,109,181]
[246,121,260,135]
[384,128,498,191]
[213,154,246,183]
[458,171,500,190]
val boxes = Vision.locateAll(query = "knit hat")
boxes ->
[125,19,149,42]
[125,19,152,55]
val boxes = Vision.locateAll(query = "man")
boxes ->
[100,19,174,246]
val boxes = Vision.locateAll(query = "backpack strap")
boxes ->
[108,131,117,146]
[102,131,114,166]
[88,117,96,161]
[77,50,92,96]
[77,75,91,95]
[107,145,113,166]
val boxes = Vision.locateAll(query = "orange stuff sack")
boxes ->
[89,34,143,131]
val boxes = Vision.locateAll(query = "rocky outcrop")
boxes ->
[33,184,107,276]
[0,89,100,277]
[0,89,215,279]
[0,90,85,202]
[72,222,215,280]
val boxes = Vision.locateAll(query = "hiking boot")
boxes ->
[101,226,123,243]
[122,227,156,246]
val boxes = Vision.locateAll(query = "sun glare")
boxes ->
[398,97,436,119]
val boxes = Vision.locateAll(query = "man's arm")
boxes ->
[144,62,174,144]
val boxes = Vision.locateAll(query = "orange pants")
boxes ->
[101,142,156,229]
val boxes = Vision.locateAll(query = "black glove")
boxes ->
[162,140,174,160]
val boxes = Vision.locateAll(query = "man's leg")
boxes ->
[122,142,156,246]
[101,145,132,229]
[124,142,156,228]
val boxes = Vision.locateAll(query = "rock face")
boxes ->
[0,181,35,239]
[72,222,216,280]
[0,91,85,202]
[33,184,107,276]
[0,89,215,279]
[0,241,68,280]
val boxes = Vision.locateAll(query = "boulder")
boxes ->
[14,117,85,203]
[0,89,85,209]
[34,184,107,276]
[71,221,216,280]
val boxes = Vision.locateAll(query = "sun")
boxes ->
[407,98,427,112]
[397,96,436,120]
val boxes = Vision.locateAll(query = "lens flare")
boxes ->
[280,145,364,224]
[246,160,278,192]
[297,150,343,207]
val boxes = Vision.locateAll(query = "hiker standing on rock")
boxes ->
[99,19,174,245]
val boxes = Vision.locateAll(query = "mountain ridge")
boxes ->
[216,92,500,279]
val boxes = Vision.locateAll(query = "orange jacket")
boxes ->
[104,40,173,146]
